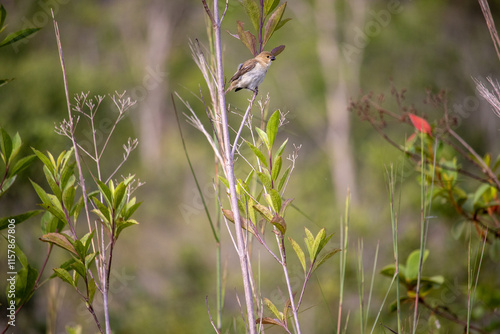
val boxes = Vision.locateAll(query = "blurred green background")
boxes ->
[1,0,500,333]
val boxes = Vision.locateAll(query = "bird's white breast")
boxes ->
[239,63,268,90]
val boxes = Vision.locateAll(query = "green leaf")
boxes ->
[241,0,260,32]
[304,227,315,262]
[71,196,84,222]
[31,178,50,203]
[255,127,270,151]
[80,231,95,254]
[218,175,230,189]
[1,128,12,164]
[85,252,98,270]
[0,28,41,48]
[311,228,326,260]
[270,214,286,234]
[405,249,429,281]
[263,2,286,46]
[257,171,272,190]
[312,248,341,273]
[247,141,268,167]
[288,237,306,272]
[275,17,291,31]
[264,0,280,17]
[10,154,36,176]
[122,199,141,220]
[91,197,111,226]
[272,155,282,181]
[43,193,67,223]
[12,265,38,306]
[473,183,492,208]
[0,5,6,30]
[114,180,127,206]
[43,165,61,200]
[253,203,273,221]
[96,179,113,209]
[278,166,290,192]
[236,20,257,56]
[274,138,288,161]
[316,233,334,259]
[40,232,78,256]
[266,110,280,149]
[71,259,86,278]
[0,175,16,196]
[88,278,97,304]
[60,163,75,192]
[62,182,76,212]
[10,132,22,162]
[32,148,55,175]
[73,239,86,260]
[380,264,395,277]
[269,188,281,212]
[0,210,42,230]
[264,297,282,321]
[53,268,75,287]
[115,219,139,240]
[40,211,63,234]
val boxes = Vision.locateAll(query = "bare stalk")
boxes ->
[203,0,257,332]
[51,10,110,333]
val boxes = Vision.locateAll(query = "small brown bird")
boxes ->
[225,51,276,94]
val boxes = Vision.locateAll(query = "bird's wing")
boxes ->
[229,58,258,82]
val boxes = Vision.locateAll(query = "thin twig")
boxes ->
[206,296,221,334]
[232,91,258,157]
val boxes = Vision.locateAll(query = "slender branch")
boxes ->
[278,233,302,333]
[206,296,221,334]
[232,92,258,157]
[209,0,257,331]
[419,298,487,334]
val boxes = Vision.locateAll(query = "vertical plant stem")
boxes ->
[211,1,256,332]
[357,239,364,334]
[279,234,302,334]
[337,192,350,333]
[51,10,109,333]
[387,164,401,334]
[412,134,427,334]
[467,226,472,334]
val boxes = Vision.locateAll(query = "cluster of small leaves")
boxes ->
[405,114,500,257]
[261,227,340,330]
[221,110,291,235]
[30,148,140,324]
[352,88,500,247]
[230,0,290,55]
[0,5,40,87]
[288,227,340,277]
[381,249,444,311]
[90,176,141,242]
[220,110,338,331]
[0,128,40,230]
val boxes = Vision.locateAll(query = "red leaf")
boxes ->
[408,113,432,136]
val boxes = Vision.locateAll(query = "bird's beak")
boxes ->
[271,55,276,61]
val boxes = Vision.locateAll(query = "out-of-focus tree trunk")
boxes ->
[314,0,366,203]
[113,0,187,172]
